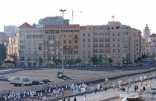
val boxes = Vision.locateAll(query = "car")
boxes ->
[41,79,53,84]
[32,80,44,85]
[0,75,8,81]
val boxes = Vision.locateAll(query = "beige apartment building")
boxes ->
[15,21,142,66]
[80,21,142,64]
[17,22,80,65]
[7,34,19,62]
[44,24,80,65]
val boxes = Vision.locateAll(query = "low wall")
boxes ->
[0,68,155,98]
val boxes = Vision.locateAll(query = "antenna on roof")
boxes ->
[112,16,115,21]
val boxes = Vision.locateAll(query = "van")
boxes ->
[150,87,156,94]
[9,76,32,86]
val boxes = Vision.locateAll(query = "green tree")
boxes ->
[91,56,97,64]
[53,59,61,65]
[74,58,81,64]
[108,58,113,64]
[134,60,138,63]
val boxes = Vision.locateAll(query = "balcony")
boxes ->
[73,37,78,40]
[18,37,24,40]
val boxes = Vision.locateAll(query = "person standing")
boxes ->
[74,97,77,101]
[83,95,86,101]
[68,97,70,101]
[95,88,97,94]
[143,86,146,92]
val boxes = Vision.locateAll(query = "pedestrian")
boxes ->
[134,85,137,92]
[104,85,107,92]
[74,97,77,101]
[143,86,146,92]
[68,97,70,101]
[83,95,86,101]
[63,97,66,101]
[43,96,46,101]
[95,88,97,94]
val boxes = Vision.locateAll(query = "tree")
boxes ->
[39,57,43,65]
[91,56,97,64]
[108,58,113,64]
[74,58,81,64]
[53,59,61,65]
[134,60,138,63]
[137,57,142,62]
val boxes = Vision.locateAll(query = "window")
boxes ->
[83,44,85,47]
[93,44,98,47]
[20,57,25,61]
[99,49,104,53]
[83,39,85,42]
[83,51,85,53]
[118,33,120,36]
[113,43,115,47]
[34,40,36,44]
[105,49,110,53]
[69,40,71,43]
[39,46,42,50]
[118,43,120,47]
[113,49,115,52]
[69,35,72,37]
[88,44,90,47]
[99,27,104,30]
[88,38,90,42]
[116,26,120,29]
[75,40,77,43]
[113,38,115,41]
[118,38,120,41]
[105,43,110,47]
[112,33,115,36]
[63,35,66,37]
[64,40,66,43]
[93,33,98,35]
[74,51,78,54]
[105,38,110,42]
[99,38,104,42]
[118,54,120,58]
[68,51,72,54]
[88,55,90,58]
[93,38,98,42]
[113,54,115,58]
[93,49,98,53]
[88,33,90,36]
[93,27,98,30]
[99,43,104,47]
[39,40,42,45]
[105,33,109,35]
[74,46,78,49]
[74,30,79,32]
[118,49,120,52]
[83,33,85,36]
[99,33,104,35]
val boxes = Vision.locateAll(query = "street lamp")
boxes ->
[60,9,67,75]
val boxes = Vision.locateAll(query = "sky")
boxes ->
[0,0,156,34]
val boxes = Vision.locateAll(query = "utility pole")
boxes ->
[60,9,66,75]
[72,9,82,24]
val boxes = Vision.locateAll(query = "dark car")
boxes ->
[41,79,53,84]
[32,80,44,85]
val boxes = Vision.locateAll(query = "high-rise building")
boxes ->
[4,25,18,37]
[39,16,69,26]
[0,42,7,62]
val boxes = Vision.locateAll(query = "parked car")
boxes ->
[9,76,32,86]
[32,80,44,85]
[41,78,53,84]
[0,75,8,81]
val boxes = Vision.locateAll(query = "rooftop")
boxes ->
[18,22,34,28]
[149,33,156,37]
[44,24,80,29]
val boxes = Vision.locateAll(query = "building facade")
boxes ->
[0,42,7,62]
[39,16,69,26]
[145,33,156,57]
[4,25,18,37]
[16,21,142,66]
[80,21,142,64]
[7,34,19,62]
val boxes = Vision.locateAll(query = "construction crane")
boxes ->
[72,9,82,24]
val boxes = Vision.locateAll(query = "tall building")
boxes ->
[4,25,18,37]
[145,33,156,57]
[39,16,69,26]
[80,21,142,64]
[143,24,151,43]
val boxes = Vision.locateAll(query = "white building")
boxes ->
[4,25,18,37]
[39,16,69,26]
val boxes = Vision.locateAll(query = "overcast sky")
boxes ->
[0,0,155,34]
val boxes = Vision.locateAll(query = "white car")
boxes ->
[9,76,32,86]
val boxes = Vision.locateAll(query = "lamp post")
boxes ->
[60,9,67,75]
